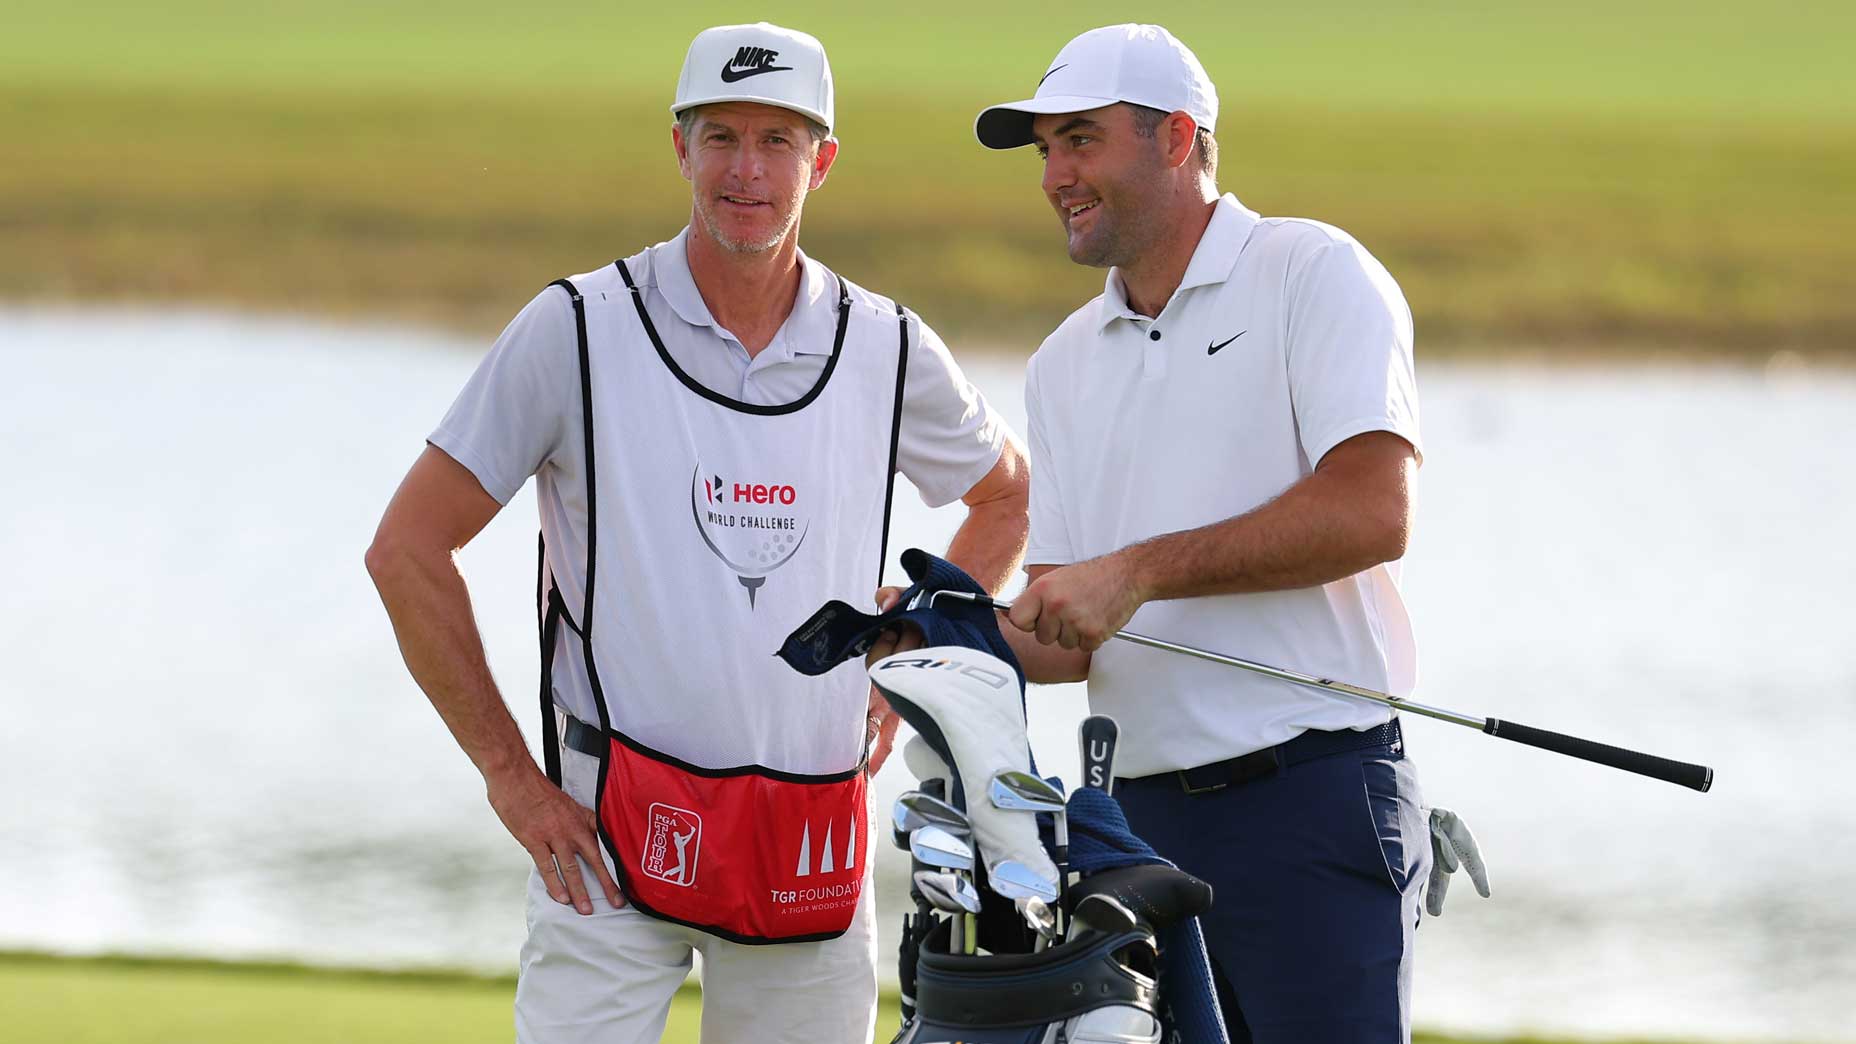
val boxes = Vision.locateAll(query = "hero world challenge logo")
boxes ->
[641,803,701,887]
[690,462,809,608]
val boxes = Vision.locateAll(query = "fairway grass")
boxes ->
[0,951,1711,1044]
[2,3,1851,355]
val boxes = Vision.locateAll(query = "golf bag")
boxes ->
[777,551,1231,1044]
[899,921,1164,1044]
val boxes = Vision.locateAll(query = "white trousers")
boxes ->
[514,744,879,1044]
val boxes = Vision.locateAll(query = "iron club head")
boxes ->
[1071,892,1141,936]
[988,859,1060,903]
[913,870,982,914]
[909,825,975,873]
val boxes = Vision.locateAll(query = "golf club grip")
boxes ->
[1079,715,1119,793]
[1484,718,1713,792]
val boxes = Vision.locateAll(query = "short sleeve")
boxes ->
[1284,239,1422,467]
[894,313,1010,508]
[428,286,579,504]
[1022,352,1075,567]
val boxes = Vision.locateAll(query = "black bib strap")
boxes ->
[878,305,910,586]
[614,257,850,416]
[535,275,612,787]
[534,534,562,786]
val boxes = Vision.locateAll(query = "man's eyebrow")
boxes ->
[1031,116,1098,144]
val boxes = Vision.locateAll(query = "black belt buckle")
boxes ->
[1177,745,1282,794]
[1177,769,1228,796]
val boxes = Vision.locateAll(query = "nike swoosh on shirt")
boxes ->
[719,61,793,83]
[1208,331,1247,355]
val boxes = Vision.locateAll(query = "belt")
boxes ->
[1121,720,1403,795]
[559,710,604,758]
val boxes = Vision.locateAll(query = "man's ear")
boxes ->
[809,138,839,191]
[1163,111,1198,171]
[673,122,693,182]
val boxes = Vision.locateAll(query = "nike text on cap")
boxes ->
[974,24,1217,150]
[673,22,835,134]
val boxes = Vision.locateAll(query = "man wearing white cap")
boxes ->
[367,21,1029,1043]
[979,24,1432,1044]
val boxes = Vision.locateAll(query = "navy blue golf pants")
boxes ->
[1115,731,1429,1044]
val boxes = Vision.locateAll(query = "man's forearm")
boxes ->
[945,496,1029,594]
[1124,444,1412,602]
[367,543,536,783]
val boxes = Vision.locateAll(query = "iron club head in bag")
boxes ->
[989,858,1060,903]
[909,825,974,873]
[899,792,972,836]
[1071,892,1141,938]
[988,770,1068,857]
[913,870,983,915]
[1016,895,1060,948]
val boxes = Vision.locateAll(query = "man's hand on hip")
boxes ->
[1006,552,1147,652]
[486,765,625,915]
[862,585,921,775]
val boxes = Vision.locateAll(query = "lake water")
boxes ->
[1,307,1852,1042]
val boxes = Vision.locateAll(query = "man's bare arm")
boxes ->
[944,435,1031,592]
[365,445,622,913]
[1009,431,1416,651]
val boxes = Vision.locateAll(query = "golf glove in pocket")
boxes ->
[1424,806,1490,916]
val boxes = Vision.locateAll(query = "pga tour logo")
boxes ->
[641,803,701,887]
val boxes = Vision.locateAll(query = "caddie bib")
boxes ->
[533,254,909,944]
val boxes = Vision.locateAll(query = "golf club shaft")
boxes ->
[941,592,1714,793]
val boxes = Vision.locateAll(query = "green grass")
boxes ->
[0,951,1714,1044]
[1,2,1851,354]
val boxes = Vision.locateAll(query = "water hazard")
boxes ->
[1,308,1851,1041]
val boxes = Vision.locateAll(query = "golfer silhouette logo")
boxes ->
[641,803,702,887]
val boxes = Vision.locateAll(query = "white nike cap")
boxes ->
[672,22,835,134]
[975,24,1217,150]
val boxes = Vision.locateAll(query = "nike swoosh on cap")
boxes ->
[719,62,793,84]
[1037,63,1068,88]
[1207,331,1246,355]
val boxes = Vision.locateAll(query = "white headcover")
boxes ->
[870,648,1060,888]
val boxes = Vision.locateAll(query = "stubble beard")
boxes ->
[697,195,800,255]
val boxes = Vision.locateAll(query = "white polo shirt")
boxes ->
[1024,194,1421,777]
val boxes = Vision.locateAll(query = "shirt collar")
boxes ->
[1095,193,1260,332]
[653,228,838,359]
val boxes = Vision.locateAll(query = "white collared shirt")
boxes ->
[1024,194,1421,775]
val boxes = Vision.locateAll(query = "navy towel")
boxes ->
[776,548,1025,695]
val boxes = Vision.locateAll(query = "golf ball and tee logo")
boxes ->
[689,459,809,608]
[641,803,702,887]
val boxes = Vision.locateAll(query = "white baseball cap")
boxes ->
[672,22,834,133]
[975,24,1217,150]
